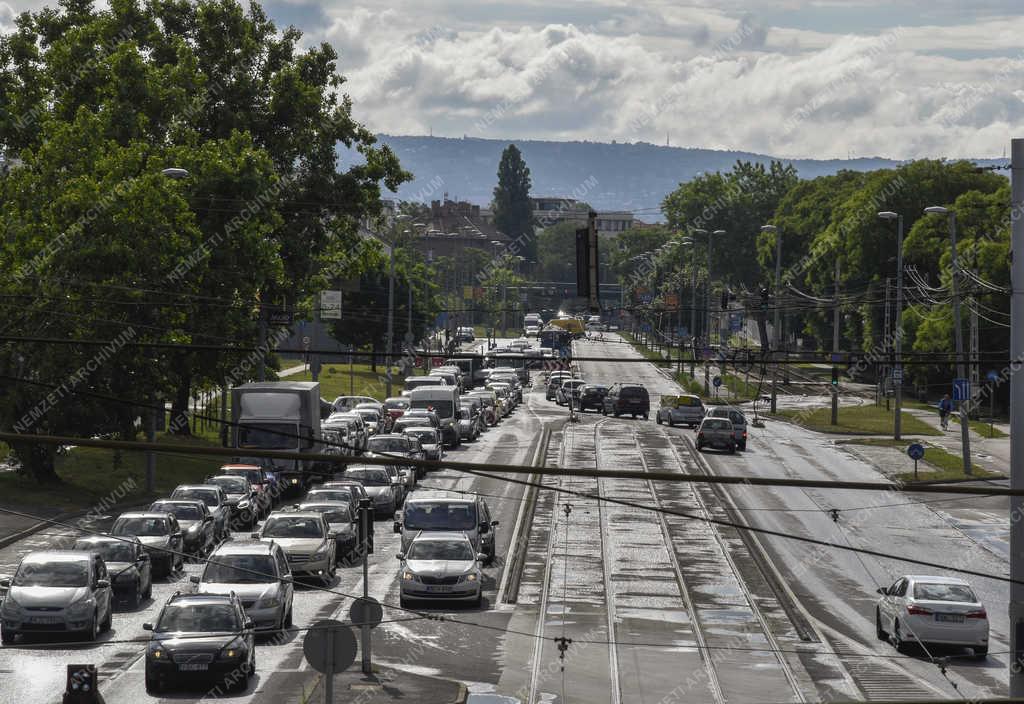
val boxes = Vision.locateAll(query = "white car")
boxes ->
[524,325,540,337]
[397,531,485,607]
[876,575,988,658]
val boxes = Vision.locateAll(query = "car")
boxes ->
[305,487,361,515]
[557,379,587,407]
[428,370,462,393]
[72,536,153,608]
[383,397,410,423]
[403,427,444,463]
[190,540,294,632]
[876,575,988,658]
[656,394,706,428]
[454,326,475,343]
[524,324,540,338]
[466,391,499,427]
[205,475,260,529]
[171,484,231,540]
[395,490,498,562]
[397,531,485,608]
[402,376,449,395]
[602,384,650,419]
[143,592,255,694]
[149,499,218,558]
[111,512,184,577]
[367,433,423,485]
[323,412,367,454]
[695,416,736,453]
[487,383,515,415]
[456,406,481,441]
[354,407,384,436]
[331,395,378,413]
[1,550,113,644]
[401,408,442,430]
[343,466,402,516]
[705,406,748,450]
[577,384,609,412]
[251,511,336,585]
[218,464,278,511]
[295,502,358,559]
[490,370,523,402]
[546,372,573,401]
[319,480,371,513]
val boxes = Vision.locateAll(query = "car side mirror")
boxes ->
[172,532,182,539]
[491,520,499,527]
[190,575,201,584]
[392,481,401,487]
[479,523,489,533]
[327,532,337,539]
[139,553,150,562]
[476,553,488,562]
[142,622,153,631]
[244,618,255,630]
[204,516,213,523]
[282,575,293,584]
[396,553,405,561]
[0,578,9,588]
[96,579,110,589]
[876,587,888,596]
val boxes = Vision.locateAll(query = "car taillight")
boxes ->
[742,431,747,438]
[697,432,704,438]
[966,609,987,619]
[907,605,933,616]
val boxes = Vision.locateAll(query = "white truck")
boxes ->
[228,381,327,493]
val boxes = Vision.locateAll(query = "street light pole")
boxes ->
[761,225,781,413]
[879,211,904,439]
[385,244,395,398]
[1008,137,1024,697]
[925,206,971,475]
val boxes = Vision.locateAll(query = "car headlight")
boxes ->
[148,642,167,660]
[461,573,478,583]
[256,596,281,609]
[67,599,93,618]
[1,596,22,617]
[313,542,330,558]
[219,637,247,660]
[187,523,202,534]
[402,571,418,581]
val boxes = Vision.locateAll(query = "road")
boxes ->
[0,332,1010,703]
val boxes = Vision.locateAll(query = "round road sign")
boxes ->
[987,370,999,383]
[350,596,384,629]
[712,376,722,388]
[302,335,311,346]
[907,443,925,461]
[302,619,357,674]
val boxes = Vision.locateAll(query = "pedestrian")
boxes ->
[938,393,953,430]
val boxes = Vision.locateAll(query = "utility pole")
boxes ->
[501,284,507,338]
[970,235,980,418]
[831,258,840,426]
[690,247,697,377]
[762,225,781,413]
[1008,137,1024,697]
[878,212,906,440]
[385,245,395,398]
[257,306,268,381]
[883,277,892,405]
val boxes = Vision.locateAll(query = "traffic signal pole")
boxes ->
[831,257,840,426]
[1009,137,1024,696]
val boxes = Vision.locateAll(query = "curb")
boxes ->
[0,496,155,551]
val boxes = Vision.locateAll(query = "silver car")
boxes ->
[397,531,485,608]
[705,406,748,451]
[695,417,737,453]
[171,484,230,540]
[192,541,294,632]
[1,551,113,644]
[342,466,402,516]
[252,512,336,585]
[111,512,184,578]
[296,502,358,559]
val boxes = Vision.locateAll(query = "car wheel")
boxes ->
[892,620,908,653]
[613,412,620,417]
[1,626,15,645]
[285,606,293,629]
[85,613,99,641]
[130,580,143,609]
[143,576,152,600]
[643,413,649,420]
[975,643,988,659]
[144,668,161,694]
[728,444,736,454]
[696,441,704,451]
[400,595,409,608]
[667,416,674,427]
[875,609,887,640]
[101,603,112,632]
[473,592,482,608]
[739,442,747,451]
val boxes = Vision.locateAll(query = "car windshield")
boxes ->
[345,469,390,485]
[357,410,379,421]
[151,503,203,520]
[156,603,240,632]
[408,430,438,444]
[703,419,730,430]
[261,517,324,538]
[368,438,408,453]
[307,490,352,503]
[311,508,351,524]
[914,582,977,602]
[208,477,247,493]
[403,502,477,531]
[236,422,298,450]
[14,560,89,587]
[113,517,168,536]
[201,555,276,584]
[173,489,219,507]
[76,541,135,563]
[673,396,702,407]
[411,400,454,418]
[384,400,409,410]
[408,540,475,561]
[620,387,646,398]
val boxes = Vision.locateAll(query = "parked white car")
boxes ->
[875,575,988,658]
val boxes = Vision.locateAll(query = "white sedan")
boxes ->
[875,575,988,658]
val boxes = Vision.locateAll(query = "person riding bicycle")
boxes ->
[938,394,953,429]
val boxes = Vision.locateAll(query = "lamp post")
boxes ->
[711,230,726,346]
[878,211,904,439]
[692,229,707,344]
[761,225,781,413]
[924,206,971,475]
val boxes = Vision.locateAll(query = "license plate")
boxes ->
[936,613,964,623]
[425,585,453,593]
[179,663,209,671]
[29,616,62,624]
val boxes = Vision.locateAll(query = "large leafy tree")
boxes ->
[492,144,535,262]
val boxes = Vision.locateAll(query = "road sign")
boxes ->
[320,290,342,320]
[676,326,688,338]
[987,370,1000,383]
[301,335,311,347]
[712,376,722,388]
[907,443,925,461]
[892,366,903,382]
[729,313,743,332]
[350,597,383,629]
[269,311,292,326]
[952,378,970,401]
[302,619,357,674]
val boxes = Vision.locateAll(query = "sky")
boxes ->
[2,0,1023,160]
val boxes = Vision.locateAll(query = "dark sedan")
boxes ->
[72,536,152,608]
[578,384,609,412]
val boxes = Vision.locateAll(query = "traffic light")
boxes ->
[831,367,839,386]
[759,287,769,306]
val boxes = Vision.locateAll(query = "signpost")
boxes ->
[302,620,357,704]
[358,499,373,674]
[987,370,999,436]
[907,443,925,480]
[712,375,722,398]
[320,290,342,320]
[953,377,970,401]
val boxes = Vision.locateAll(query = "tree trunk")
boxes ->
[12,440,60,484]
[169,373,193,436]
[370,345,378,373]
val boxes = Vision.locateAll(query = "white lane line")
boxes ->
[593,421,622,704]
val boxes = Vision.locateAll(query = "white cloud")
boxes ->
[0,1,15,30]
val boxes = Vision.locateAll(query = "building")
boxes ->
[530,196,634,237]
[406,198,511,261]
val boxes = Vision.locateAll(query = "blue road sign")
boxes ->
[892,366,903,382]
[677,326,689,338]
[987,370,999,383]
[952,378,970,401]
[907,443,925,461]
[830,352,844,363]
[729,314,743,332]
[712,376,722,388]
[641,323,652,332]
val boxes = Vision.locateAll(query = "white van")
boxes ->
[408,387,461,448]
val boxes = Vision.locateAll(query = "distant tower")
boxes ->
[666,132,670,146]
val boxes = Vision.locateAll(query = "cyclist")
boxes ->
[938,394,953,430]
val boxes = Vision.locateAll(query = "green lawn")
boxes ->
[950,415,1008,438]
[281,363,423,402]
[844,438,998,481]
[776,404,941,436]
[0,434,226,512]
[720,371,762,401]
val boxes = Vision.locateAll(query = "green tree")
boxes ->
[537,221,580,282]
[492,144,535,262]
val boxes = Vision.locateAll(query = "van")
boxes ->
[656,394,705,428]
[403,376,449,396]
[408,387,461,448]
[602,384,650,419]
[493,352,528,384]
[394,490,498,562]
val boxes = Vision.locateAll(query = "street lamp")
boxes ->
[878,211,905,439]
[924,205,971,475]
[761,224,781,412]
[161,167,190,180]
[710,230,726,346]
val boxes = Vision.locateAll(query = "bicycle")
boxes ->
[939,411,950,431]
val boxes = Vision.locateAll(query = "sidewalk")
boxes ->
[294,665,466,704]
[901,407,1010,475]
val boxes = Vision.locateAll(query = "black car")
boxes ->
[149,499,218,557]
[204,475,259,530]
[111,512,184,578]
[72,536,152,608]
[144,592,255,694]
[602,384,650,419]
[578,384,609,412]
